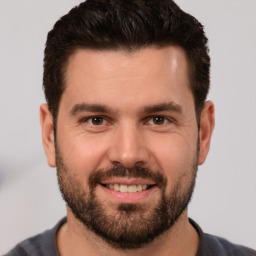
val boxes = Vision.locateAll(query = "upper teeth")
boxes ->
[106,184,148,193]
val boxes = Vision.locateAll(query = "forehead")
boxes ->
[65,46,190,82]
[62,46,193,111]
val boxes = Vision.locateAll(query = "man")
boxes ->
[5,0,256,255]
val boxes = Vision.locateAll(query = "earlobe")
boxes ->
[198,101,215,165]
[40,104,56,167]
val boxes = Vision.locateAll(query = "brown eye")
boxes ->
[90,116,104,125]
[152,116,166,125]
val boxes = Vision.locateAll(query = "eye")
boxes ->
[148,116,168,125]
[79,115,111,133]
[86,116,106,126]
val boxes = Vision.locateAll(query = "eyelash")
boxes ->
[80,115,174,126]
[146,116,171,126]
[81,116,108,126]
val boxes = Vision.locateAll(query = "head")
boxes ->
[41,0,214,250]
[43,0,210,127]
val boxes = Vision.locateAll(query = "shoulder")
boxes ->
[3,218,66,256]
[201,233,256,256]
[189,219,256,256]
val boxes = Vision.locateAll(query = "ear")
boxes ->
[40,104,56,167]
[198,101,215,165]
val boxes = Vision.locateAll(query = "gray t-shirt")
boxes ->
[4,218,256,256]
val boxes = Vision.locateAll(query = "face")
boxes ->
[41,46,214,249]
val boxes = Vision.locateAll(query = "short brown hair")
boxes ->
[43,0,210,125]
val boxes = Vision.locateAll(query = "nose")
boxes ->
[107,123,150,168]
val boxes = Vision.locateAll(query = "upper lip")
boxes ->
[100,177,156,186]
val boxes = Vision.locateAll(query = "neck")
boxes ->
[57,209,199,256]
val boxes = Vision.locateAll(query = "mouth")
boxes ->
[101,183,155,193]
[97,177,158,203]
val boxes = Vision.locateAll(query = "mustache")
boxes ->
[89,165,167,188]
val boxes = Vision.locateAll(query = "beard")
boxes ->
[56,146,198,249]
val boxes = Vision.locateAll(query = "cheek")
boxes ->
[57,132,110,176]
[148,133,198,184]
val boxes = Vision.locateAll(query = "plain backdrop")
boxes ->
[0,0,255,254]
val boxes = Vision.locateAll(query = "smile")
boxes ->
[103,184,154,193]
[99,179,157,203]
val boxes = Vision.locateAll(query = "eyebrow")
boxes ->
[143,102,182,114]
[70,102,182,116]
[70,103,113,115]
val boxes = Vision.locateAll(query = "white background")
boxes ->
[0,0,255,254]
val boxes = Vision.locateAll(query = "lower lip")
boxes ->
[99,185,157,204]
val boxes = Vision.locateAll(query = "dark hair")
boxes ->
[43,0,210,125]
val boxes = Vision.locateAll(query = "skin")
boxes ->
[40,46,215,256]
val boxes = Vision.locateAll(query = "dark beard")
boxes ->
[56,150,198,249]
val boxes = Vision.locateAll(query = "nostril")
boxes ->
[134,161,146,167]
[111,161,145,168]
[112,161,122,167]
[107,141,150,168]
